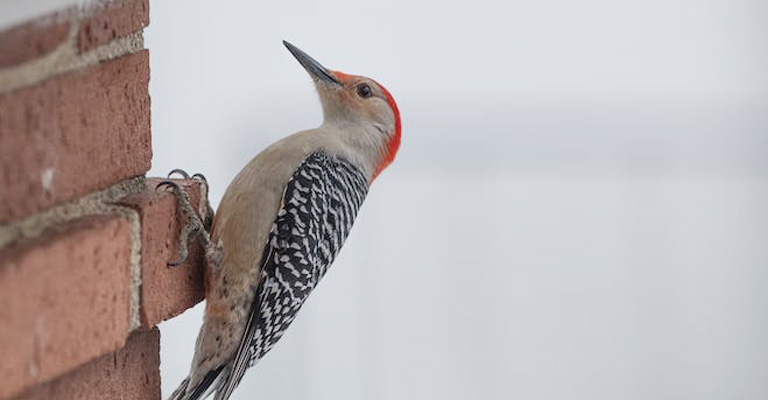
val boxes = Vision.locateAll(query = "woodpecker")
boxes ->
[161,41,401,400]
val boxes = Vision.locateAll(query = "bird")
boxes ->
[160,41,401,400]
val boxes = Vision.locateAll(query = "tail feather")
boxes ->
[167,367,224,400]
[168,377,190,400]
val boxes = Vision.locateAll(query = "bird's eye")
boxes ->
[356,83,373,99]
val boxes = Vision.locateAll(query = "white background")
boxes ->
[4,0,768,399]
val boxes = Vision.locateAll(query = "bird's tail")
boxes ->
[167,367,225,400]
[168,377,190,400]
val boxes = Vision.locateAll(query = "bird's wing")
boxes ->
[213,151,369,400]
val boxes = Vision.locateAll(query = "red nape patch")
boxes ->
[371,79,401,180]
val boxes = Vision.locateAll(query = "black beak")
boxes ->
[283,41,340,85]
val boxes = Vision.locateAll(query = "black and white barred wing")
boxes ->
[214,152,368,400]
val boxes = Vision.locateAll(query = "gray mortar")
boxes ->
[0,177,147,330]
[0,7,145,94]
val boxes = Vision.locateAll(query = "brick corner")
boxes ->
[119,178,207,328]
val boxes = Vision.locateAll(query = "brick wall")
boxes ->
[0,1,206,399]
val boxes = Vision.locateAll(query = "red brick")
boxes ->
[0,216,132,400]
[0,50,151,225]
[120,178,207,328]
[78,0,149,53]
[13,328,161,400]
[0,8,74,68]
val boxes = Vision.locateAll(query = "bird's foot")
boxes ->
[168,169,209,190]
[157,179,214,267]
[167,169,215,231]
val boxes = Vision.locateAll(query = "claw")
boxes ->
[191,173,207,183]
[168,258,185,267]
[168,169,191,179]
[191,173,210,195]
[156,180,181,192]
[167,223,192,267]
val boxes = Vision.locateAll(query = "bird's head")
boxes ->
[284,41,401,179]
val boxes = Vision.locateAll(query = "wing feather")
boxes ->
[209,152,368,400]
